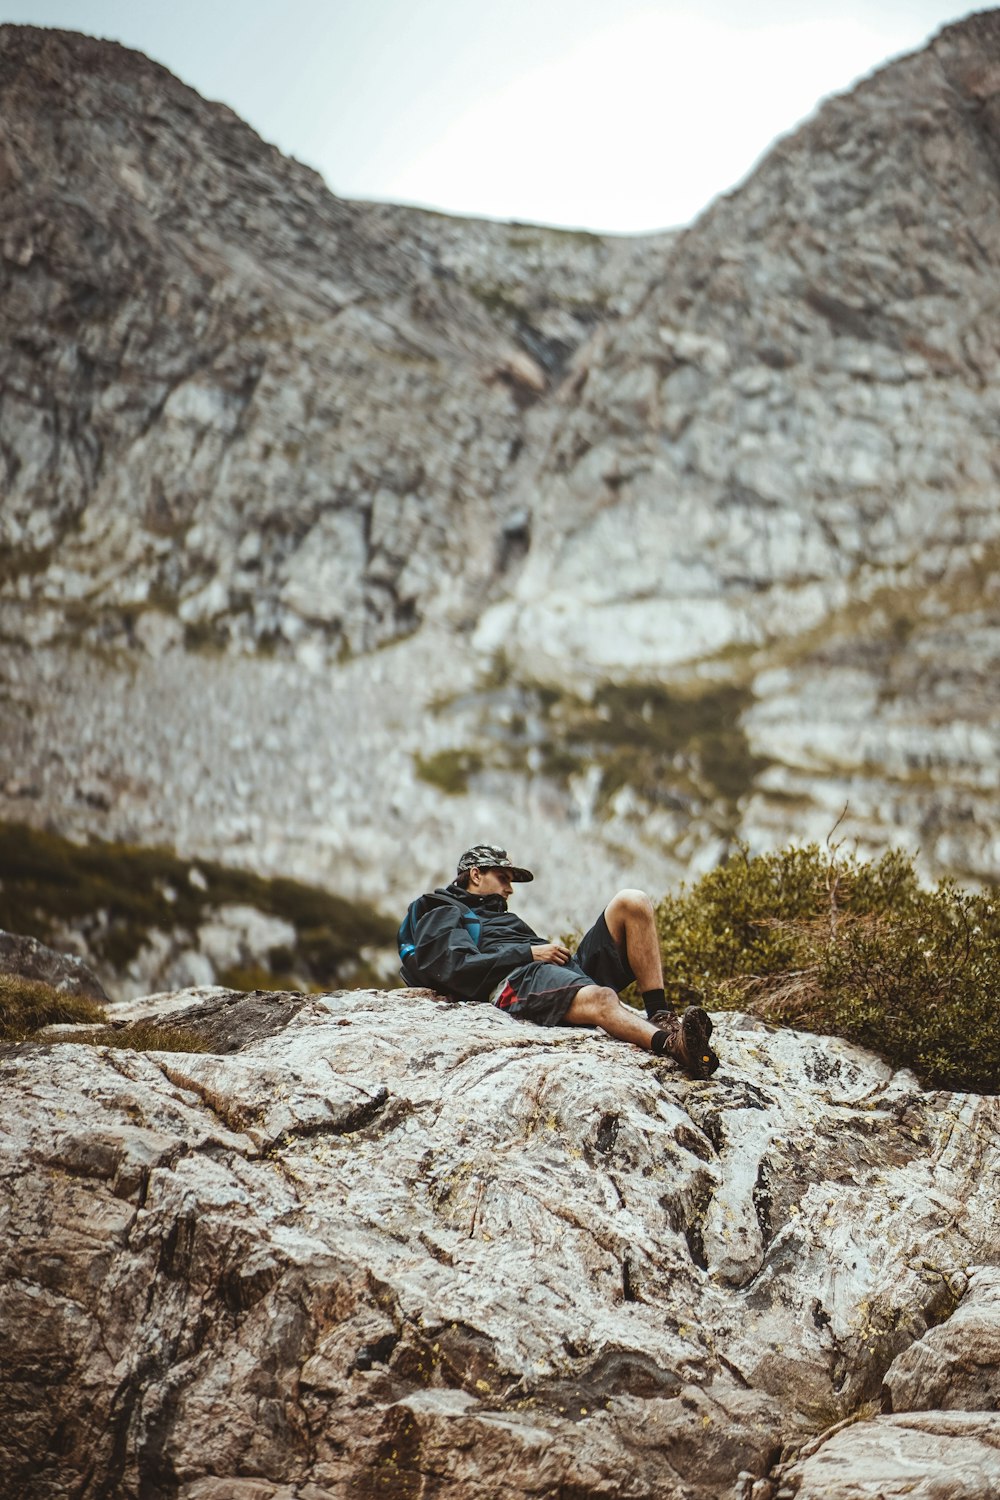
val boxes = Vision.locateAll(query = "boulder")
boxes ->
[0,926,108,1001]
[774,1413,1000,1500]
[3,988,999,1498]
[882,1267,1000,1414]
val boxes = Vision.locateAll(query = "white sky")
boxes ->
[2,0,979,231]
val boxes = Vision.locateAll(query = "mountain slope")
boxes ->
[472,10,1000,875]
[0,24,664,658]
[2,16,1000,937]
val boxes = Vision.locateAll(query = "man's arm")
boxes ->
[410,904,534,1001]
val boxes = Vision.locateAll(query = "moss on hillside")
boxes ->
[419,676,768,824]
[415,748,486,796]
[574,681,768,809]
[0,822,395,991]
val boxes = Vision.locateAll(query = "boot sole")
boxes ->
[680,1007,718,1079]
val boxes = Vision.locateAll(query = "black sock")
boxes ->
[642,988,666,1019]
[650,1029,670,1056]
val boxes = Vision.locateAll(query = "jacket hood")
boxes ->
[442,882,508,912]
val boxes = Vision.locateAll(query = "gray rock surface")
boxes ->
[0,925,108,999]
[475,10,1000,883]
[882,1266,1000,1414]
[0,24,662,661]
[775,1413,1000,1499]
[4,988,999,1498]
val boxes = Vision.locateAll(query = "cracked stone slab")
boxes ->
[777,1412,1000,1499]
[3,987,1000,1497]
[883,1266,1000,1414]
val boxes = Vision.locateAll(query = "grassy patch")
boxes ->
[0,543,55,585]
[105,1022,209,1052]
[467,281,527,320]
[182,618,231,653]
[0,971,105,1042]
[0,822,395,991]
[510,221,601,246]
[505,229,544,250]
[756,786,815,809]
[56,1022,211,1054]
[743,546,1000,686]
[0,970,210,1051]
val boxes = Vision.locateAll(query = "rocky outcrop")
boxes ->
[0,926,107,999]
[486,11,1000,674]
[4,986,999,1498]
[3,14,1000,933]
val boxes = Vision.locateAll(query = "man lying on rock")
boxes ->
[399,843,719,1079]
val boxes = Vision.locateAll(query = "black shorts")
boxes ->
[493,911,634,1027]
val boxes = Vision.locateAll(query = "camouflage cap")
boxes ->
[456,843,534,882]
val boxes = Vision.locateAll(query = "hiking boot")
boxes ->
[652,1006,719,1080]
[648,1007,713,1039]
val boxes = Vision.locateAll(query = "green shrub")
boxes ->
[815,884,1000,1092]
[656,844,1000,1093]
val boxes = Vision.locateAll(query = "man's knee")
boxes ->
[566,983,619,1024]
[607,888,654,924]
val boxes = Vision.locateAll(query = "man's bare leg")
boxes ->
[563,983,717,1078]
[562,984,659,1050]
[603,888,663,992]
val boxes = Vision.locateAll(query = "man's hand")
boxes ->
[531,941,571,964]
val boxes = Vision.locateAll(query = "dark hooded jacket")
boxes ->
[400,882,541,1002]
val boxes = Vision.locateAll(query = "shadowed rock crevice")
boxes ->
[294,1084,391,1140]
[594,1111,620,1155]
[752,1158,774,1250]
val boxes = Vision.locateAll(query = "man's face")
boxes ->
[471,866,513,900]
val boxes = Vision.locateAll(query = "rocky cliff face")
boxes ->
[2,16,1000,941]
[0,24,662,660]
[5,987,999,1498]
[478,9,1000,883]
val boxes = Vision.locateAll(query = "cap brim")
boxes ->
[509,866,533,882]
